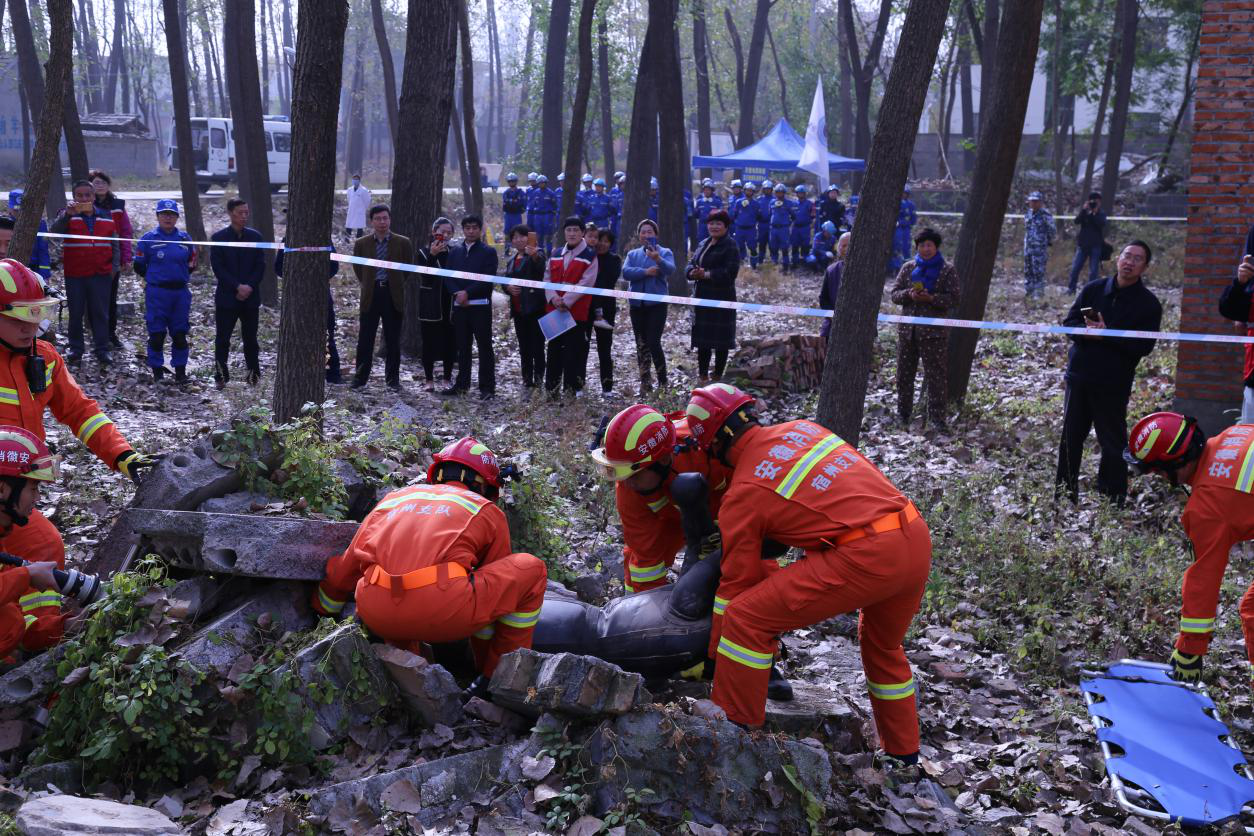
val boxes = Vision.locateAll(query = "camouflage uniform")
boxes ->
[1023,207,1056,298]
[889,260,962,428]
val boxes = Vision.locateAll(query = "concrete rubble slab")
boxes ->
[0,648,64,710]
[16,794,180,835]
[174,581,315,677]
[127,509,359,580]
[132,434,243,513]
[488,649,647,719]
[16,761,82,795]
[373,645,463,727]
[765,681,861,736]
[287,623,396,745]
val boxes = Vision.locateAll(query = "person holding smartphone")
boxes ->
[49,181,119,366]
[622,219,675,393]
[504,224,547,389]
[414,217,456,391]
[1069,191,1107,293]
[1055,240,1163,503]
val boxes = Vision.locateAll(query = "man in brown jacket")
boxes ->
[352,204,414,391]
[889,227,961,431]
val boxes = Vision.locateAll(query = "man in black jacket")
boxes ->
[1056,240,1163,503]
[210,199,266,388]
[1218,225,1254,423]
[1068,191,1107,293]
[441,214,499,398]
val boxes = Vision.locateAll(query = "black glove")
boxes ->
[116,450,160,484]
[1170,649,1203,683]
[696,531,721,560]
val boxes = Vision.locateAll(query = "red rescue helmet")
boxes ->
[0,259,57,324]
[590,404,677,480]
[428,436,503,499]
[685,383,757,450]
[1124,411,1204,473]
[0,426,57,482]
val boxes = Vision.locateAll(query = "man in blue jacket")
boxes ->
[441,214,499,399]
[210,198,266,389]
[791,184,816,267]
[585,179,613,229]
[621,218,675,391]
[695,179,723,242]
[767,183,794,269]
[502,173,526,235]
[609,173,625,238]
[732,183,760,266]
[527,176,558,253]
[891,186,918,273]
[684,188,697,250]
[755,180,774,268]
[135,200,197,384]
[6,190,51,280]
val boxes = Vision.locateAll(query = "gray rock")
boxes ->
[332,460,380,521]
[197,492,276,515]
[16,794,180,835]
[488,649,647,719]
[16,761,82,795]
[132,434,243,512]
[114,301,136,320]
[764,681,859,736]
[174,582,315,677]
[373,645,463,727]
[164,576,228,623]
[287,623,396,744]
[127,509,359,580]
[0,647,64,709]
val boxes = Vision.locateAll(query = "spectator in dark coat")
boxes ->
[1219,226,1254,423]
[588,225,621,395]
[210,198,265,388]
[819,232,851,339]
[1069,191,1107,293]
[415,217,456,390]
[1056,240,1163,503]
[687,208,740,382]
[442,214,499,398]
[504,224,547,388]
[350,204,413,391]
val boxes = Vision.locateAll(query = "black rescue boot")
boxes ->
[463,674,492,703]
[767,663,794,702]
[174,366,189,385]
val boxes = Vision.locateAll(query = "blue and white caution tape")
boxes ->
[38,232,332,253]
[917,211,1187,223]
[331,252,1254,345]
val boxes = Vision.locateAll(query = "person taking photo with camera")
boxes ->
[1069,191,1108,294]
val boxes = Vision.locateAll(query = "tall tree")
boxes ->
[816,0,949,444]
[223,0,277,305]
[393,0,457,357]
[161,0,206,242]
[619,11,659,254]
[103,0,125,111]
[836,0,854,157]
[692,0,712,179]
[734,0,773,147]
[840,0,893,181]
[1100,0,1138,206]
[12,0,71,263]
[1050,0,1066,203]
[370,0,398,147]
[597,13,615,178]
[260,0,271,113]
[488,0,505,158]
[273,0,348,421]
[540,0,572,176]
[1082,12,1118,198]
[10,0,66,218]
[451,90,472,208]
[1159,13,1201,172]
[62,70,89,180]
[345,34,366,180]
[560,0,597,221]
[514,10,537,157]
[945,0,1046,404]
[457,0,483,215]
[655,15,688,288]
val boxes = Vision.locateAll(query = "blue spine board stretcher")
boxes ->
[1081,658,1254,829]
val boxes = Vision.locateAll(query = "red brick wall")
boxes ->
[1174,0,1253,429]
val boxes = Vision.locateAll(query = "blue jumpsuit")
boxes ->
[608,186,624,237]
[502,186,527,234]
[647,192,659,222]
[585,190,613,229]
[767,198,795,266]
[810,230,838,269]
[891,199,918,272]
[31,220,51,280]
[695,193,724,241]
[135,228,195,370]
[731,196,760,263]
[754,193,773,265]
[791,198,816,263]
[576,188,594,223]
[684,190,697,250]
[526,187,559,252]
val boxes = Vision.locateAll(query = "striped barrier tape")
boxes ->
[916,211,1187,222]
[38,232,333,253]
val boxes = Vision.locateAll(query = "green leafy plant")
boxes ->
[504,469,576,587]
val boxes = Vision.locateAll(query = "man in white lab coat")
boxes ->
[345,174,372,242]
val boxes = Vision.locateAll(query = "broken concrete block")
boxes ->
[333,460,380,521]
[488,649,647,719]
[0,647,64,709]
[765,682,859,736]
[16,761,82,795]
[16,794,180,835]
[197,492,276,514]
[373,645,463,727]
[288,623,396,744]
[174,582,315,678]
[127,509,359,580]
[132,434,243,512]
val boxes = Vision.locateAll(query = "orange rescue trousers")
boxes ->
[712,515,931,756]
[355,553,547,676]
[0,510,66,656]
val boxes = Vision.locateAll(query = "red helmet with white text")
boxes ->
[1123,411,1206,474]
[590,404,677,481]
[684,383,757,451]
[428,437,503,499]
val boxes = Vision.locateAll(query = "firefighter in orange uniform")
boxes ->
[685,383,932,762]
[590,404,732,593]
[0,426,65,659]
[1123,412,1254,683]
[312,437,547,694]
[0,259,154,646]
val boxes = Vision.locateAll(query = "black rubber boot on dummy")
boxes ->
[767,663,794,701]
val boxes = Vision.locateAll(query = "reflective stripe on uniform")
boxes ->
[375,489,484,515]
[498,608,541,629]
[716,637,773,670]
[19,590,62,612]
[775,433,846,499]
[317,587,346,614]
[44,361,56,388]
[628,562,667,583]
[1237,443,1254,494]
[0,387,17,406]
[713,595,729,616]
[22,614,35,630]
[647,496,670,513]
[867,678,916,701]
[623,583,635,594]
[1179,616,1215,634]
[77,413,113,444]
[473,624,496,640]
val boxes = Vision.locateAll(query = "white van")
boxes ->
[169,116,291,193]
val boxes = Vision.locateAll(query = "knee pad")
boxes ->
[172,332,189,350]
[147,332,165,351]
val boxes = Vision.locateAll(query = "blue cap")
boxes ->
[773,183,786,192]
[730,180,742,189]
[614,171,625,179]
[536,174,548,184]
[527,172,538,181]
[7,189,22,210]
[744,182,757,191]
[156,199,180,215]
[593,177,606,187]
[761,179,774,189]
[701,178,714,188]
[795,184,806,194]
[581,173,593,183]
[506,172,518,181]
[821,221,836,235]
[557,173,565,182]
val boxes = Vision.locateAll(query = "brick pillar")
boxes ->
[1174,0,1253,431]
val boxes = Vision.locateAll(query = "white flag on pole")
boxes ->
[797,77,829,191]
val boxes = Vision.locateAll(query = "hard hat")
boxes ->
[593,177,606,187]
[614,171,626,180]
[795,184,807,194]
[773,183,786,193]
[582,173,593,183]
[6,189,23,210]
[0,259,57,325]
[506,172,519,182]
[1027,191,1044,201]
[730,180,743,189]
[821,221,836,235]
[527,172,538,182]
[428,436,503,499]
[761,179,774,190]
[744,182,757,191]
[557,173,566,182]
[155,199,180,216]
[827,184,840,194]
[649,177,658,189]
[616,174,626,184]
[701,178,714,188]
[684,383,757,450]
[0,426,57,482]
[537,174,548,184]
[590,405,678,481]
[1124,412,1206,474]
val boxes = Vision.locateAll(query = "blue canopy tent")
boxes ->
[690,118,865,173]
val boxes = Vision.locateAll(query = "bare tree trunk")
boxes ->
[12,0,71,262]
[1082,17,1118,199]
[393,0,457,356]
[815,0,949,444]
[691,0,712,179]
[656,14,689,288]
[490,0,505,157]
[946,0,1046,404]
[734,0,772,147]
[104,0,124,111]
[978,0,1000,139]
[270,1,288,114]
[561,0,597,221]
[162,0,205,241]
[260,0,271,113]
[451,89,471,208]
[457,0,483,215]
[958,22,974,173]
[765,21,787,124]
[515,11,536,156]
[210,28,228,116]
[282,0,294,113]
[620,22,659,253]
[78,0,104,112]
[1050,0,1065,204]
[345,34,366,181]
[185,0,203,116]
[723,8,744,103]
[837,0,854,157]
[224,0,277,305]
[19,83,30,170]
[841,0,893,186]
[597,13,616,177]
[540,0,572,176]
[370,0,399,147]
[1160,14,1200,171]
[1101,0,1138,206]
[273,0,348,421]
[10,0,65,218]
[62,71,90,180]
